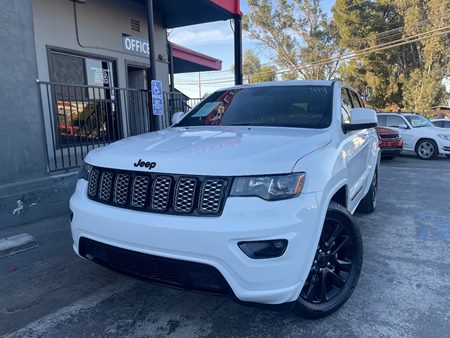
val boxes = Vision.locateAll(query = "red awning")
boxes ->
[209,0,241,16]
[171,43,222,73]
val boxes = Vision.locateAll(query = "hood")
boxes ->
[85,126,331,176]
[413,126,450,135]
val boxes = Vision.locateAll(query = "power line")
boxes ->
[175,25,450,85]
[175,14,449,82]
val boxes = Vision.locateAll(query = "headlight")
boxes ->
[78,162,93,181]
[230,173,306,201]
[438,134,450,141]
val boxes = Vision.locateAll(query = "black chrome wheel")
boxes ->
[300,221,353,304]
[293,202,363,319]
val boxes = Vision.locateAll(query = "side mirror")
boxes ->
[398,123,408,129]
[343,108,378,132]
[171,111,185,125]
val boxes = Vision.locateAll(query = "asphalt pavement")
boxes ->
[1,154,449,337]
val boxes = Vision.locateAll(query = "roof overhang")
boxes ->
[153,0,241,28]
[171,43,222,73]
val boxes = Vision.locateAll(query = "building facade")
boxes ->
[0,0,242,228]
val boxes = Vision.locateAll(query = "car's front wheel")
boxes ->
[416,139,438,160]
[293,202,363,319]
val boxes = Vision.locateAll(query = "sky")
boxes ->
[169,0,449,101]
[170,0,334,97]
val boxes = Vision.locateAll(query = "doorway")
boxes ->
[127,65,150,136]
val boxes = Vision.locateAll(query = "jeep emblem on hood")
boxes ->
[134,159,156,170]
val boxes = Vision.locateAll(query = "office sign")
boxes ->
[122,35,149,57]
[151,80,164,116]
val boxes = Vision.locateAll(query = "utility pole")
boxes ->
[146,0,159,131]
[198,72,202,98]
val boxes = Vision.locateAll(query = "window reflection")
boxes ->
[50,51,119,146]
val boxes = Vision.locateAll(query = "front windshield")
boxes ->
[176,85,333,129]
[404,115,434,128]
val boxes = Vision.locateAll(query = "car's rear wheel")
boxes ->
[357,169,377,214]
[293,202,363,319]
[416,139,438,160]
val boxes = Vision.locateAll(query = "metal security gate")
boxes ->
[38,81,201,172]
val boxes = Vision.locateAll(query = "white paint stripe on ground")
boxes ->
[5,279,137,338]
[0,233,38,258]
[381,165,450,171]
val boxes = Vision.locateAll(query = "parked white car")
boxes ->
[378,113,450,159]
[70,81,380,318]
[431,118,450,129]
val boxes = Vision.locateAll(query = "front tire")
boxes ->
[293,202,363,319]
[416,139,438,160]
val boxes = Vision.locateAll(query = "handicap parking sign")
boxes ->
[151,80,164,116]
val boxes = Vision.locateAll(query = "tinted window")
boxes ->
[445,121,450,128]
[386,115,406,128]
[341,89,352,124]
[177,86,333,129]
[349,90,362,108]
[377,115,387,126]
[433,120,443,127]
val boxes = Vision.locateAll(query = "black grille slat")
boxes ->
[174,177,197,213]
[199,179,226,214]
[113,174,130,205]
[378,133,399,139]
[87,167,228,216]
[98,171,114,201]
[88,168,100,197]
[79,237,231,295]
[131,176,150,208]
[151,176,172,211]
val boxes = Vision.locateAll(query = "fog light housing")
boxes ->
[238,239,288,259]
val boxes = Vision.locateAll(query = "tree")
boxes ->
[243,50,276,83]
[243,0,343,80]
[333,0,449,113]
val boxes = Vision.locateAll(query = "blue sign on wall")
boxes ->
[151,80,164,116]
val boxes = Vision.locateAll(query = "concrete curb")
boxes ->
[0,233,38,258]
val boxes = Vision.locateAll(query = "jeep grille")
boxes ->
[86,166,230,216]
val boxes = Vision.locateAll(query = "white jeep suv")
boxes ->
[378,112,450,159]
[70,81,380,318]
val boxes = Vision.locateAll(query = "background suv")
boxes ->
[377,112,450,159]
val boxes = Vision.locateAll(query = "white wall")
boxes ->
[32,0,171,145]
[32,0,170,91]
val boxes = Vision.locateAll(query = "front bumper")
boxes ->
[380,147,402,157]
[70,179,325,305]
[437,138,450,154]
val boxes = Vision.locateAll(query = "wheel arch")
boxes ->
[330,185,348,209]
